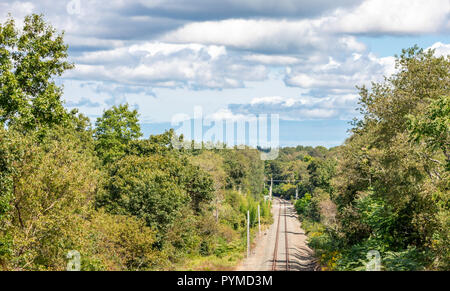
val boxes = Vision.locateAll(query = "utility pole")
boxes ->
[269,177,273,200]
[247,210,250,258]
[258,204,261,236]
[215,200,219,222]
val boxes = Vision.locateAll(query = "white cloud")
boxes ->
[243,54,301,65]
[284,52,396,93]
[135,0,362,19]
[64,35,126,51]
[429,42,450,57]
[2,0,449,123]
[328,0,450,35]
[66,42,268,89]
[229,94,360,120]
[0,1,34,23]
[162,0,449,53]
[251,96,297,106]
[163,18,355,54]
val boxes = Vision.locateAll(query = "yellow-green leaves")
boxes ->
[94,104,142,164]
[0,14,72,132]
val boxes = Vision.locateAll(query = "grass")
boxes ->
[174,223,271,271]
[175,252,245,271]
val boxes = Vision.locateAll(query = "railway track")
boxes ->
[285,199,290,271]
[272,198,290,271]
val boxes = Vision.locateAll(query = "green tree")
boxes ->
[190,152,227,220]
[408,95,450,170]
[332,46,449,269]
[307,157,336,194]
[94,104,142,164]
[126,129,179,156]
[97,154,189,242]
[0,127,15,264]
[125,131,214,213]
[0,14,73,132]
[0,127,100,270]
[71,210,161,271]
[222,149,265,196]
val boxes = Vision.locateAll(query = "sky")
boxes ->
[1,0,450,147]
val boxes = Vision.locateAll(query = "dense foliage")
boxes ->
[0,15,271,270]
[267,47,449,271]
[0,14,447,271]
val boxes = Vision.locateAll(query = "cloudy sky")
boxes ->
[2,0,450,147]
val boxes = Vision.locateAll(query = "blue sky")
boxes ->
[2,0,449,147]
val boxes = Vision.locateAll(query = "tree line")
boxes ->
[266,47,449,270]
[1,14,448,271]
[0,14,271,271]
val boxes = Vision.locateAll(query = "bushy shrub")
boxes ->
[295,193,321,221]
[382,247,429,271]
[295,193,312,214]
[73,210,162,271]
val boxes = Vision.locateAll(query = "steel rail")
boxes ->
[284,200,290,271]
[272,198,282,271]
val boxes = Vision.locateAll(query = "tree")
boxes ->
[0,14,73,132]
[126,129,181,157]
[125,131,214,213]
[190,152,226,220]
[0,127,15,265]
[94,104,142,164]
[222,149,265,196]
[223,152,247,190]
[408,95,450,170]
[71,210,161,271]
[331,46,449,269]
[0,13,271,271]
[97,154,189,242]
[0,127,100,270]
[307,157,336,195]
